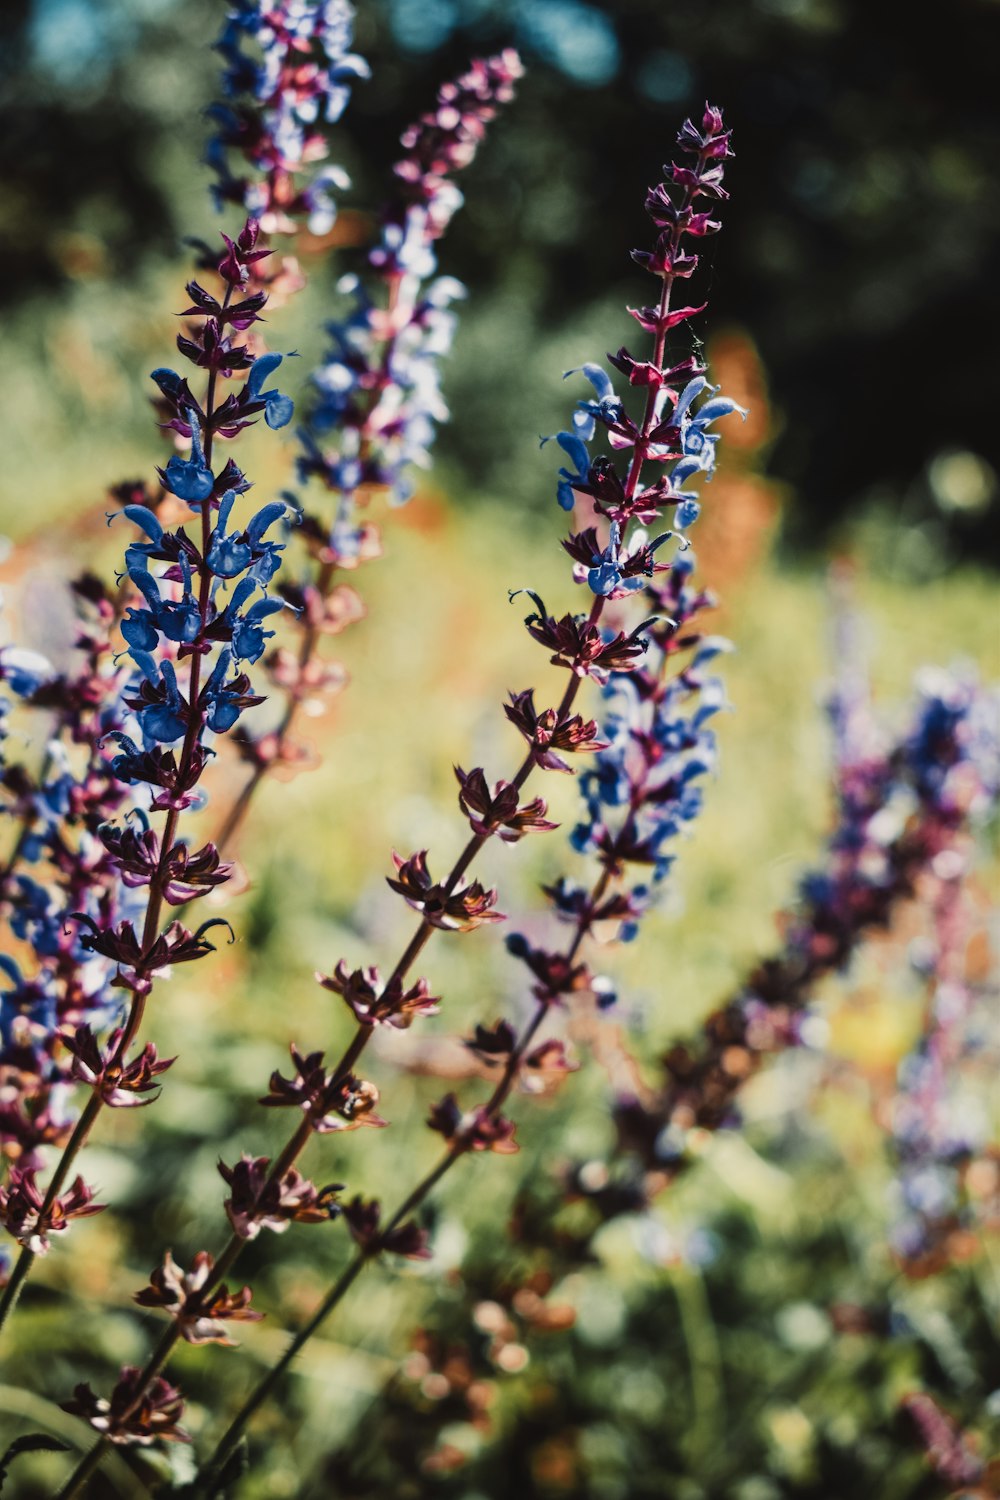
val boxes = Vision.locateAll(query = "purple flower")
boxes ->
[209,0,369,234]
[134,1250,262,1345]
[0,1167,104,1254]
[61,1365,189,1446]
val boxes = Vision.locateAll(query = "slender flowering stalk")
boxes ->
[215,51,524,851]
[187,103,741,1487]
[0,217,296,1336]
[885,864,997,1277]
[208,0,368,240]
[632,667,999,1158]
[323,671,998,1483]
[901,1391,996,1493]
[54,100,736,1491]
[0,584,143,1310]
[875,671,1000,1276]
[55,611,587,1490]
[0,7,364,1131]
[824,585,1000,1277]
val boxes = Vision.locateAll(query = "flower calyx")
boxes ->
[504,689,607,774]
[0,1167,104,1254]
[387,850,504,932]
[342,1195,431,1261]
[61,1365,189,1446]
[259,1045,387,1133]
[511,591,653,681]
[428,1093,519,1155]
[505,933,595,1006]
[62,1024,175,1108]
[455,766,557,842]
[219,1154,343,1240]
[134,1250,262,1345]
[99,823,231,906]
[317,960,441,1028]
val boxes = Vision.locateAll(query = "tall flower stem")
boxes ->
[198,998,551,1494]
[0,293,233,1343]
[212,276,406,857]
[214,52,526,857]
[194,170,702,1470]
[54,597,603,1494]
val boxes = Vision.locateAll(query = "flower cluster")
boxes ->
[567,558,730,925]
[499,107,740,1008]
[89,220,294,950]
[62,1366,189,1446]
[317,960,441,1028]
[342,1195,430,1260]
[326,672,997,1484]
[0,220,295,1318]
[298,48,524,527]
[219,1152,343,1240]
[222,51,523,830]
[615,668,999,1179]
[0,1167,104,1255]
[134,1250,262,1345]
[0,581,141,1182]
[260,1043,386,1132]
[208,0,369,236]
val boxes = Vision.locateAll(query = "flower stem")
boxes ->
[198,995,549,1494]
[193,193,703,1471]
[0,293,233,1348]
[213,274,407,857]
[58,586,606,1490]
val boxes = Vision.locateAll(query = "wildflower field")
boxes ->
[0,3,997,1497]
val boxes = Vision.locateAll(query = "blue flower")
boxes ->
[666,379,747,486]
[161,409,215,505]
[130,656,188,745]
[545,430,591,512]
[218,579,288,664]
[209,0,366,227]
[122,558,201,654]
[0,646,53,698]
[206,492,288,582]
[201,648,256,733]
[567,362,624,437]
[246,353,294,430]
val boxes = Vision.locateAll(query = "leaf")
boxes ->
[0,1434,70,1492]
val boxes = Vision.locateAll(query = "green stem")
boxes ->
[198,984,556,1490]
[197,1254,367,1495]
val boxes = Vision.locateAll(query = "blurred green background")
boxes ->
[0,1,998,1496]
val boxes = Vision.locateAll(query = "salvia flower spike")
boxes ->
[215,52,525,849]
[0,219,295,1343]
[208,0,369,237]
[194,104,743,1483]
